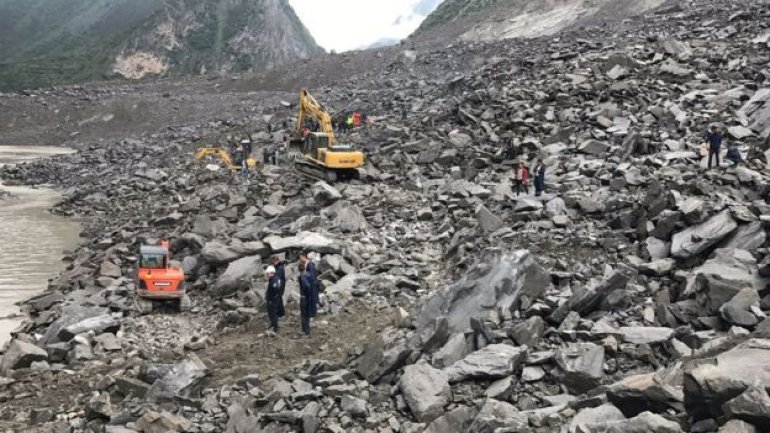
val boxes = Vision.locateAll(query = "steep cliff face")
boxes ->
[413,0,669,43]
[0,0,323,91]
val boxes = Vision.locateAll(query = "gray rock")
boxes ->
[444,343,527,383]
[356,327,411,383]
[722,385,770,428]
[720,287,760,328]
[619,327,675,345]
[340,394,367,417]
[510,316,545,347]
[607,372,684,417]
[415,249,550,335]
[738,88,770,139]
[579,140,611,155]
[555,342,605,394]
[0,339,48,376]
[569,403,626,433]
[399,362,452,423]
[322,200,368,233]
[693,249,767,315]
[58,315,120,341]
[723,222,767,253]
[671,210,738,260]
[570,266,633,316]
[136,410,190,433]
[718,420,758,433]
[476,205,504,234]
[468,399,527,433]
[266,231,341,254]
[100,260,122,278]
[424,406,478,433]
[213,255,262,297]
[684,338,770,419]
[639,258,676,276]
[146,354,209,402]
[605,411,683,433]
[312,181,342,203]
[432,333,470,368]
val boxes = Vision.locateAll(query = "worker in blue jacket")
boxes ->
[299,251,319,317]
[706,125,723,169]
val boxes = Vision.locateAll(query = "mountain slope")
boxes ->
[413,0,669,43]
[0,0,323,91]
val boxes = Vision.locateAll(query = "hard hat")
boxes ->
[266,265,276,274]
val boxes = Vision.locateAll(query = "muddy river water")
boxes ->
[0,146,81,346]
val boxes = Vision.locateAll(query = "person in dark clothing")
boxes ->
[271,256,286,318]
[707,125,723,169]
[534,162,546,196]
[265,266,282,333]
[298,262,312,336]
[299,251,319,318]
[726,143,743,165]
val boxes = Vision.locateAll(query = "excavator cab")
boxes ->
[136,241,190,313]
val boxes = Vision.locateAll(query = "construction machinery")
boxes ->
[195,146,257,171]
[135,240,190,313]
[287,89,365,182]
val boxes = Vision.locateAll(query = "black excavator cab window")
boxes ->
[141,254,166,269]
[304,133,330,157]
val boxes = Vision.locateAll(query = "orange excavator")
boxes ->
[135,240,190,313]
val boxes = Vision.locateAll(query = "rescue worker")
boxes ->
[534,161,546,196]
[512,162,530,196]
[299,251,318,318]
[726,143,743,165]
[706,125,723,169]
[233,143,245,175]
[265,265,282,333]
[346,115,354,131]
[271,256,286,318]
[298,262,312,336]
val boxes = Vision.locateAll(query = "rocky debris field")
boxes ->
[3,0,770,432]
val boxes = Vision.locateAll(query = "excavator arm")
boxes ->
[296,89,336,146]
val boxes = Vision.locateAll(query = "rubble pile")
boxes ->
[2,0,770,432]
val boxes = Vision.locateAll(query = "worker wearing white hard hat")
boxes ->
[265,265,281,333]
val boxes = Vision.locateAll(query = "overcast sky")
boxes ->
[289,0,444,52]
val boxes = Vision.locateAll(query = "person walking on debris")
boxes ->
[726,142,743,166]
[504,139,519,161]
[534,161,546,196]
[240,139,251,174]
[299,251,319,318]
[265,265,282,334]
[271,256,286,318]
[706,125,723,169]
[298,262,312,336]
[513,162,530,196]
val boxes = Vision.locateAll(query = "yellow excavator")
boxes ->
[288,89,365,182]
[195,146,257,172]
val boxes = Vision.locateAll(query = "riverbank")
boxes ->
[0,146,80,346]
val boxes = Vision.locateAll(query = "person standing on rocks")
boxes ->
[265,265,282,334]
[271,256,286,318]
[706,125,723,169]
[298,262,312,336]
[512,162,530,196]
[299,251,319,317]
[534,161,546,196]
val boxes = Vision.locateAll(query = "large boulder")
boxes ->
[569,404,626,433]
[399,362,451,423]
[691,249,767,315]
[738,88,770,138]
[0,339,48,376]
[475,205,504,234]
[444,344,527,383]
[356,327,411,384]
[555,343,605,394]
[322,201,368,233]
[213,256,262,297]
[569,266,633,316]
[202,241,268,265]
[146,354,209,402]
[424,406,478,433]
[58,314,120,341]
[684,338,770,419]
[607,372,684,417]
[415,249,550,335]
[312,181,342,204]
[266,231,341,254]
[604,411,683,433]
[468,399,527,433]
[722,386,770,429]
[671,210,738,260]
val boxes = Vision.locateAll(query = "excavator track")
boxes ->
[293,159,361,183]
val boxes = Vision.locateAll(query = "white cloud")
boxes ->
[289,0,440,52]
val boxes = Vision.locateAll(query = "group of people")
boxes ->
[706,125,745,168]
[512,161,547,197]
[263,252,319,337]
[333,112,368,134]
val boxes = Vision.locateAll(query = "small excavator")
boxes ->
[195,146,257,172]
[287,89,365,182]
[135,240,190,313]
